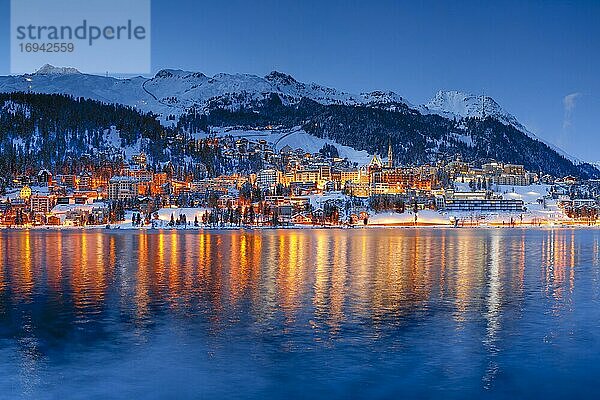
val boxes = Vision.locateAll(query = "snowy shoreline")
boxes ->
[1,223,598,232]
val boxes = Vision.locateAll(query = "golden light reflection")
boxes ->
[135,231,150,319]
[0,232,5,296]
[313,230,330,332]
[439,234,446,298]
[167,230,181,310]
[228,232,244,306]
[0,228,594,347]
[453,230,483,322]
[277,232,303,322]
[14,230,34,301]
[156,231,166,286]
[182,234,195,309]
[71,230,88,312]
[46,231,63,293]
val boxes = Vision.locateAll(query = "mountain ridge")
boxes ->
[0,65,595,177]
[0,65,518,121]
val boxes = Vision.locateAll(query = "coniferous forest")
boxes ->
[1,91,597,179]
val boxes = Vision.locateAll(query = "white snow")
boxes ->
[51,202,107,214]
[271,130,372,165]
[35,64,81,75]
[2,100,31,118]
[443,183,571,224]
[421,91,528,130]
[0,66,413,123]
[206,126,373,165]
[156,207,211,222]
[420,90,582,164]
[0,65,580,164]
[368,210,451,225]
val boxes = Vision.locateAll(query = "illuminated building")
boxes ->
[19,185,32,199]
[108,176,147,200]
[30,194,54,213]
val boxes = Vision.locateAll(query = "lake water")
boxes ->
[0,228,599,399]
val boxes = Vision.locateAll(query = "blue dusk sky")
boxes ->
[0,0,598,161]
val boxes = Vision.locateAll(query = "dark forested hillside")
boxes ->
[186,94,597,178]
[1,91,597,179]
[0,92,169,174]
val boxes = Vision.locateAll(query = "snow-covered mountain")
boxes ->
[421,91,525,128]
[0,65,412,119]
[0,64,581,163]
[2,69,597,179]
[35,64,82,75]
[420,90,583,165]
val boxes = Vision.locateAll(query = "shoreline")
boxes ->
[1,223,599,231]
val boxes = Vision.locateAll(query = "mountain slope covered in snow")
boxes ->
[0,65,413,121]
[0,65,596,177]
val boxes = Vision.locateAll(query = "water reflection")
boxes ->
[0,229,592,330]
[0,228,598,398]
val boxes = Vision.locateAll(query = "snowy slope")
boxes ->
[0,65,410,119]
[202,126,373,165]
[141,70,412,112]
[35,64,82,75]
[420,90,582,164]
[0,65,580,164]
[0,65,164,115]
[421,91,523,127]
[0,65,414,119]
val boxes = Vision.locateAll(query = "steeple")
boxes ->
[387,137,393,168]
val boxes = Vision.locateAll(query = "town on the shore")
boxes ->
[1,135,598,229]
